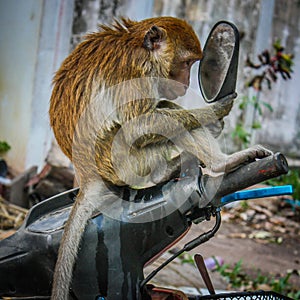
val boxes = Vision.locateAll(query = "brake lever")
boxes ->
[220,185,293,207]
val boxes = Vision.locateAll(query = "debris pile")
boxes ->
[222,190,300,243]
[0,196,27,229]
[0,149,74,240]
[0,195,28,239]
[27,164,75,207]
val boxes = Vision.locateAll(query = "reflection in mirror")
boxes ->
[199,22,238,103]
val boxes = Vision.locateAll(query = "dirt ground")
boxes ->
[145,201,300,295]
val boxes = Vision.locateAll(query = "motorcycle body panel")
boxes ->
[0,177,197,299]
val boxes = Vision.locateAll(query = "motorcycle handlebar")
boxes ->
[140,153,289,292]
[200,153,289,208]
[113,153,289,222]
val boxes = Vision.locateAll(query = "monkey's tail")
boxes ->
[51,181,109,300]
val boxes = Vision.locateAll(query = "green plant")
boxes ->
[178,252,194,265]
[215,258,249,288]
[266,169,300,200]
[0,141,11,155]
[232,121,251,149]
[289,290,300,300]
[233,40,294,150]
[214,258,299,298]
[252,269,269,286]
[240,200,249,211]
[232,95,273,148]
[270,272,293,294]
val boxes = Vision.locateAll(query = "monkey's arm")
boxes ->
[124,97,234,148]
[190,96,234,124]
[157,96,234,130]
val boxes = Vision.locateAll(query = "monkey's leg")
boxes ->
[177,129,272,174]
[51,181,114,300]
[215,144,273,173]
[115,143,197,188]
[172,127,227,172]
[150,151,200,184]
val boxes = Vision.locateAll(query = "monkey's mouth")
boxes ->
[159,82,188,100]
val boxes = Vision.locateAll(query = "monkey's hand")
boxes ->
[211,94,235,119]
[206,95,235,137]
[189,94,235,127]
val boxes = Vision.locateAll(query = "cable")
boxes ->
[139,210,221,292]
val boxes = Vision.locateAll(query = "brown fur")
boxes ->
[49,17,207,187]
[49,17,271,299]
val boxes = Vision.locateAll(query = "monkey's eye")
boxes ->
[183,60,194,68]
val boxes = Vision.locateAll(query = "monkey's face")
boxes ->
[141,17,202,100]
[159,59,198,100]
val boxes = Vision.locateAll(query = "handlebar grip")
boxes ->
[215,152,289,200]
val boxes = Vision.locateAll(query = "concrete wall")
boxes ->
[255,0,300,157]
[153,0,300,157]
[0,0,74,172]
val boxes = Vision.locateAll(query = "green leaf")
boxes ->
[252,121,262,129]
[273,39,283,52]
[261,101,274,112]
[0,141,11,154]
[239,101,246,110]
[250,95,258,105]
[253,101,263,115]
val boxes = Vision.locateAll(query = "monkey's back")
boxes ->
[49,17,201,186]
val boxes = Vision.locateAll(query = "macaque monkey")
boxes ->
[49,17,271,299]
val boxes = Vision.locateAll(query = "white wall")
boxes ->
[0,0,43,171]
[0,0,74,172]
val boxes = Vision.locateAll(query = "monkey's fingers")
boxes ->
[212,94,236,118]
[246,145,273,159]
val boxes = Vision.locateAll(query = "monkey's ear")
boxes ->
[143,26,167,51]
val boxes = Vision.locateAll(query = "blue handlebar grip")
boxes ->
[221,185,293,206]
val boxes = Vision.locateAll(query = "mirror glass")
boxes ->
[199,21,239,103]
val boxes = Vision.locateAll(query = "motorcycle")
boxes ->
[0,21,294,300]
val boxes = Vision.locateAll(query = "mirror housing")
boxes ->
[199,21,240,103]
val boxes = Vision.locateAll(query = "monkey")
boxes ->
[49,17,272,299]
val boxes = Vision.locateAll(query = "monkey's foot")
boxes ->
[211,145,273,173]
[245,145,273,159]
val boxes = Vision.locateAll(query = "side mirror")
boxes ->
[199,21,240,103]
